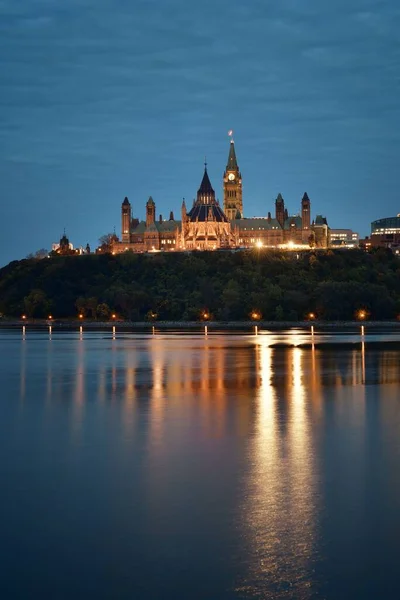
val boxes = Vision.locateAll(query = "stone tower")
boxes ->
[301,192,311,230]
[121,197,131,243]
[275,193,285,228]
[223,138,243,220]
[146,196,155,227]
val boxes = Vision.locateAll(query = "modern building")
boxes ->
[330,229,359,248]
[112,138,330,253]
[370,215,400,248]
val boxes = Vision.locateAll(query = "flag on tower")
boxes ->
[228,130,233,137]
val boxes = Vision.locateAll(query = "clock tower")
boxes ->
[223,138,243,220]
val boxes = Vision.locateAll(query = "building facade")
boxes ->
[112,139,330,253]
[370,215,400,248]
[330,229,359,248]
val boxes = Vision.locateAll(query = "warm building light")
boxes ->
[255,240,263,249]
[287,240,295,248]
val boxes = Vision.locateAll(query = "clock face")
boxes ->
[228,173,235,181]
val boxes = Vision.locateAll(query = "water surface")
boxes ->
[1,328,399,599]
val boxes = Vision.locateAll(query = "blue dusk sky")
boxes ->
[1,0,400,265]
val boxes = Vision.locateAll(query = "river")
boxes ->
[0,327,399,599]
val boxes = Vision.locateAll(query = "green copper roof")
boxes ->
[227,140,238,170]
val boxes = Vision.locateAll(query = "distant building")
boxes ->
[112,138,330,253]
[52,233,90,255]
[330,229,359,248]
[52,233,74,254]
[370,215,400,248]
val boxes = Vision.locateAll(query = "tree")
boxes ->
[98,233,119,253]
[23,289,51,318]
[75,297,87,317]
[86,297,98,319]
[96,303,111,320]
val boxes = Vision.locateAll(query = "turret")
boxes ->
[181,199,187,223]
[301,192,311,230]
[146,196,155,227]
[275,193,285,228]
[121,197,131,243]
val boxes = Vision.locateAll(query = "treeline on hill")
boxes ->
[0,248,399,321]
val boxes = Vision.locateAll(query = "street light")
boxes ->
[111,313,117,320]
[357,309,367,321]
[21,314,26,320]
[79,313,84,320]
[202,310,209,321]
[308,312,316,320]
[251,310,261,321]
[48,315,53,320]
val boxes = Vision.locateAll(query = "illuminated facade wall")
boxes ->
[371,215,400,248]
[111,141,330,254]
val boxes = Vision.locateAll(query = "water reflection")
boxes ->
[3,331,400,599]
[238,343,317,598]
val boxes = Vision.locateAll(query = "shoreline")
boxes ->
[1,320,400,330]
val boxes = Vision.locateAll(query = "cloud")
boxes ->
[1,0,400,264]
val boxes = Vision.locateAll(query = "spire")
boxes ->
[227,139,238,170]
[302,192,310,202]
[198,166,215,196]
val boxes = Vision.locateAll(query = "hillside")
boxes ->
[0,249,399,321]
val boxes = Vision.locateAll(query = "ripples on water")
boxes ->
[0,328,400,599]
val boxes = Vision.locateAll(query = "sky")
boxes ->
[1,0,400,266]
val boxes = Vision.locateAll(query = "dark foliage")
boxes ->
[0,248,399,321]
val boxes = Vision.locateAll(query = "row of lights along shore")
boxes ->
[20,310,371,322]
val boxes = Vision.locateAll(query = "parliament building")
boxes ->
[111,139,329,253]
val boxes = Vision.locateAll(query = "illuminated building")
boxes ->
[112,138,330,253]
[370,215,400,249]
[330,229,359,248]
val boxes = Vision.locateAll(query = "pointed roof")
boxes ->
[276,193,284,203]
[147,196,155,206]
[227,140,238,171]
[122,196,130,205]
[302,192,310,202]
[198,167,214,195]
